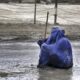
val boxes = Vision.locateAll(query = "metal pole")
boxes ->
[54,0,58,25]
[34,0,37,24]
[44,11,49,38]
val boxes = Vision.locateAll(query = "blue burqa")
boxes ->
[37,27,73,69]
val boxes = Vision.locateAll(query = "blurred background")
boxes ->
[0,0,80,41]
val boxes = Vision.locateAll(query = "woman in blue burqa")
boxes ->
[37,27,73,69]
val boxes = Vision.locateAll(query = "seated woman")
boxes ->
[37,27,73,69]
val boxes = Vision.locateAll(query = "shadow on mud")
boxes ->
[0,72,8,77]
[38,68,73,80]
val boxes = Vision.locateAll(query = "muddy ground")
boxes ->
[0,41,80,80]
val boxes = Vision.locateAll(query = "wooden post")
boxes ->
[44,11,49,38]
[19,0,22,3]
[54,0,58,25]
[34,0,37,24]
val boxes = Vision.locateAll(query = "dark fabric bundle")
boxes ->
[37,27,73,69]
